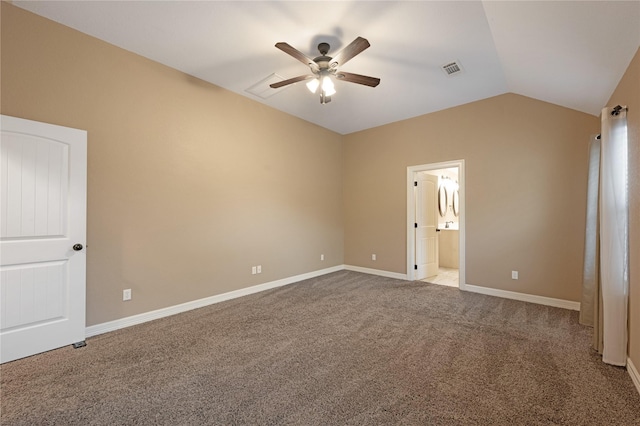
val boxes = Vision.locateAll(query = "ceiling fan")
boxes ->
[270,36,380,104]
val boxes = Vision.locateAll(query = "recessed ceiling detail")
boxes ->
[245,73,289,99]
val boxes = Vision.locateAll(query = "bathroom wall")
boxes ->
[424,168,459,269]
[435,169,459,229]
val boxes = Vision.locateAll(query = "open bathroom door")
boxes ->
[415,173,439,280]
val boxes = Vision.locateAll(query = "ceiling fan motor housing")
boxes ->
[317,42,330,55]
[313,44,333,73]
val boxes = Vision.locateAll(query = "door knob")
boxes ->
[73,244,83,251]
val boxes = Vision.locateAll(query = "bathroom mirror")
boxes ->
[452,189,460,217]
[438,185,447,217]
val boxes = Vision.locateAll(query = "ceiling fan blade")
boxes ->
[270,74,315,89]
[329,37,370,68]
[275,42,319,72]
[335,72,380,87]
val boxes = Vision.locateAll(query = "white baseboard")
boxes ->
[341,267,579,312]
[86,265,582,338]
[463,284,580,311]
[628,357,640,396]
[85,265,344,338]
[344,264,408,280]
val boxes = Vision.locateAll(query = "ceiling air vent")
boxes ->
[441,60,464,77]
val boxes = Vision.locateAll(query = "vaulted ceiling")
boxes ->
[14,1,640,134]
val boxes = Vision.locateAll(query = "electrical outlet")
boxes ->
[321,254,324,261]
[252,266,257,275]
[372,254,376,261]
[123,289,132,301]
[257,265,262,274]
[512,271,519,280]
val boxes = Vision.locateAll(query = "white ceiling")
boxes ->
[14,1,640,135]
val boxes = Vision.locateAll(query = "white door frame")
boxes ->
[406,160,465,289]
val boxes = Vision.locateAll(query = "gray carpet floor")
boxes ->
[1,271,639,425]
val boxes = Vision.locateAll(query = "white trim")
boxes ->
[406,160,466,290]
[85,265,344,338]
[344,265,408,280]
[463,284,580,311]
[628,357,640,396]
[85,263,586,339]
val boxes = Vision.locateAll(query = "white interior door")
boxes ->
[1,115,87,363]
[415,173,439,280]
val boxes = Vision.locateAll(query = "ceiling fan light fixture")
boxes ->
[272,36,379,104]
[306,78,320,93]
[322,75,336,96]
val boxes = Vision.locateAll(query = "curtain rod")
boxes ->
[611,105,628,116]
[596,105,628,138]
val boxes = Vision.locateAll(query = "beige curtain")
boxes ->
[581,106,629,366]
[580,135,604,352]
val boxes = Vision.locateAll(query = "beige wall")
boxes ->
[1,3,344,326]
[607,48,639,369]
[344,93,599,301]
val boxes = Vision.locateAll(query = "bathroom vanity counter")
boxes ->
[438,229,459,268]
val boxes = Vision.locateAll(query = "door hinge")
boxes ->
[414,265,418,270]
[414,181,418,186]
[414,223,418,228]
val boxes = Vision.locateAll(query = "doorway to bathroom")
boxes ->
[407,160,465,290]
